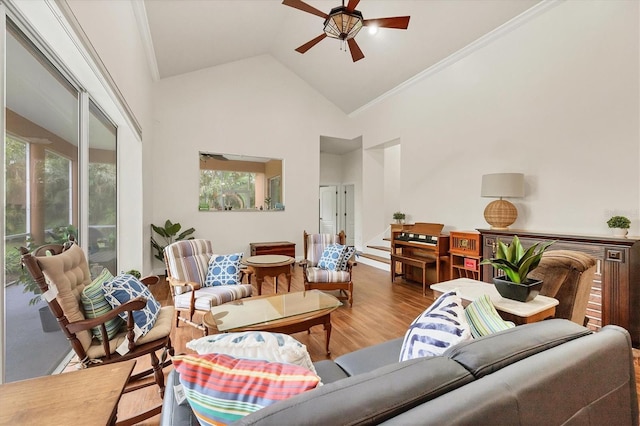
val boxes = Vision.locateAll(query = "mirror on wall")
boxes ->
[199,152,284,211]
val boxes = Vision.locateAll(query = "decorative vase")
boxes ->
[493,276,543,302]
[612,228,628,237]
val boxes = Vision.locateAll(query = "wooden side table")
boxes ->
[0,360,135,425]
[243,255,295,295]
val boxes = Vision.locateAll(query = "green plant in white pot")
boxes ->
[393,212,406,224]
[480,235,554,302]
[607,216,630,237]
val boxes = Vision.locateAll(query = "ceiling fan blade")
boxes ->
[295,33,328,54]
[346,0,361,12]
[282,0,328,19]
[363,16,411,30]
[347,38,365,62]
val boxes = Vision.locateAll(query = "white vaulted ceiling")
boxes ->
[141,0,541,115]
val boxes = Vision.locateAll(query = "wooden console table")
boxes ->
[478,229,640,347]
[0,360,135,425]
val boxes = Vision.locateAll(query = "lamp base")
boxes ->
[484,199,518,229]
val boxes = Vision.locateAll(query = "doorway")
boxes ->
[319,186,337,234]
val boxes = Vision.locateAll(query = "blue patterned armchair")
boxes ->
[164,239,252,334]
[301,230,354,306]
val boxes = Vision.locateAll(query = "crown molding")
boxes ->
[131,0,159,82]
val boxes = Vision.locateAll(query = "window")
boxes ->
[3,18,118,382]
[199,152,284,211]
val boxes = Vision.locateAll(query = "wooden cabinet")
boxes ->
[450,231,481,280]
[478,228,640,347]
[250,241,296,257]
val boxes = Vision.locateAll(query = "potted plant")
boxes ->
[151,219,196,264]
[480,235,554,302]
[607,215,630,237]
[393,212,406,224]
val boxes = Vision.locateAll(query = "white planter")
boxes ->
[612,228,628,237]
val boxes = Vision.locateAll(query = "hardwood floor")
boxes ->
[113,262,640,425]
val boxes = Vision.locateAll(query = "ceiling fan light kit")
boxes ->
[282,0,410,62]
[324,6,363,41]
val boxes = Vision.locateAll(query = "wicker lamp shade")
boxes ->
[484,199,518,229]
[481,173,525,229]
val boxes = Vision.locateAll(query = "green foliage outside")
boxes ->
[199,170,255,210]
[4,135,116,305]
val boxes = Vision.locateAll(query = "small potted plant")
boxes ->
[480,235,554,302]
[607,215,630,237]
[393,212,406,224]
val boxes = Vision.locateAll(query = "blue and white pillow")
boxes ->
[337,246,356,271]
[103,274,160,336]
[317,244,345,270]
[204,253,243,286]
[399,290,472,362]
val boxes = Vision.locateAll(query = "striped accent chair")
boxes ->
[302,230,354,306]
[164,239,252,334]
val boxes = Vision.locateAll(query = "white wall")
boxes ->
[151,55,351,271]
[354,0,639,241]
[66,0,156,274]
[319,152,344,184]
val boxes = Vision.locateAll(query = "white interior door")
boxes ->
[319,186,337,234]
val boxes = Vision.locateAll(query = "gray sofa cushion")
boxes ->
[444,318,592,378]
[334,337,403,376]
[234,356,473,426]
[384,325,638,426]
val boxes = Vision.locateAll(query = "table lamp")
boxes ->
[481,173,525,229]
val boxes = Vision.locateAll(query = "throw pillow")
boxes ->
[337,246,356,271]
[204,253,243,286]
[103,274,160,336]
[81,268,123,341]
[173,353,320,425]
[186,331,317,375]
[399,290,472,361]
[464,294,515,338]
[317,244,345,270]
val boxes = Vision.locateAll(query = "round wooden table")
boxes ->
[242,254,295,295]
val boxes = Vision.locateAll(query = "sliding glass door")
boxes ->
[3,19,118,382]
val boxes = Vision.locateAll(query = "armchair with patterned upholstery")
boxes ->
[301,230,355,307]
[20,242,174,425]
[164,239,253,334]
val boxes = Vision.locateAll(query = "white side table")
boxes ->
[431,278,559,324]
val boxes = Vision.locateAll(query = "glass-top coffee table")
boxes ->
[202,290,342,354]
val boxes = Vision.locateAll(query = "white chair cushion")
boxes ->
[306,267,351,283]
[174,284,253,311]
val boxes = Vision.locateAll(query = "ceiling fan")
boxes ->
[282,0,410,62]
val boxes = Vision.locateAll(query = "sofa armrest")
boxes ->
[160,369,199,426]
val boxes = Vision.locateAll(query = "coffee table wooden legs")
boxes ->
[323,315,332,355]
